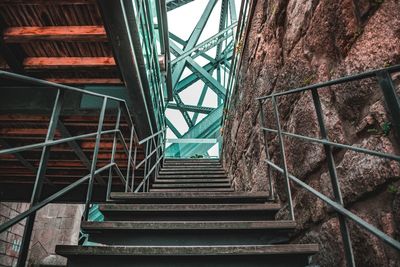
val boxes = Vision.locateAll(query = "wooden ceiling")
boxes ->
[0,0,124,85]
[0,1,149,201]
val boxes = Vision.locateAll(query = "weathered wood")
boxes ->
[23,57,116,69]
[45,78,123,84]
[0,0,95,4]
[3,26,107,42]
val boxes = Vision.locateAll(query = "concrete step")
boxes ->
[151,183,231,189]
[159,170,226,174]
[155,178,230,184]
[157,174,227,179]
[161,166,224,171]
[165,159,220,163]
[109,192,271,204]
[56,244,318,267]
[149,188,235,192]
[163,162,222,167]
[80,220,296,246]
[98,203,280,221]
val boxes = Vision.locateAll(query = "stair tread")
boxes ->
[99,203,281,212]
[110,192,270,199]
[149,188,235,192]
[81,220,296,230]
[56,244,318,256]
[157,175,227,178]
[155,179,229,183]
[152,183,231,188]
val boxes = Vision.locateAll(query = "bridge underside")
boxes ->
[165,0,237,158]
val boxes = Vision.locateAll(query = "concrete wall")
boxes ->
[0,203,83,266]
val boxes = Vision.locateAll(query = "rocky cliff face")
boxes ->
[222,0,400,266]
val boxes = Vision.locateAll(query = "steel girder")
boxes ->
[165,0,237,155]
[166,0,195,11]
[166,105,223,157]
[167,103,214,114]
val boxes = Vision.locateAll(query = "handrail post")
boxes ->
[143,141,150,192]
[125,126,135,192]
[311,88,355,267]
[17,89,64,267]
[376,70,400,140]
[146,140,154,192]
[162,128,167,166]
[83,97,108,220]
[271,96,294,221]
[131,146,138,192]
[258,99,274,200]
[107,104,121,201]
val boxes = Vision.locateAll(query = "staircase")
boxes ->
[56,159,318,267]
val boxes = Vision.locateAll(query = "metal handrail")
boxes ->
[0,71,167,266]
[257,64,400,266]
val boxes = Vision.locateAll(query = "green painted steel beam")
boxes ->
[172,0,218,87]
[170,23,237,65]
[166,105,223,157]
[175,62,217,93]
[166,0,195,11]
[166,118,182,138]
[169,32,187,47]
[164,0,238,144]
[170,42,226,98]
[167,103,214,114]
[175,51,232,93]
[192,85,209,125]
[216,0,229,61]
[228,0,238,23]
[173,94,193,127]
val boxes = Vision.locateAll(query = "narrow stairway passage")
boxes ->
[56,159,319,267]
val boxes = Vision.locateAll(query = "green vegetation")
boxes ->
[388,184,399,194]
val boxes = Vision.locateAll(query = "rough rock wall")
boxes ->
[0,203,82,266]
[222,0,400,266]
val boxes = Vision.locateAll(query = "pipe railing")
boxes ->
[257,64,400,267]
[0,71,166,266]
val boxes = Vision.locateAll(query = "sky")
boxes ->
[165,0,241,156]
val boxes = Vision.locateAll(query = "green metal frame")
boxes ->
[165,0,238,158]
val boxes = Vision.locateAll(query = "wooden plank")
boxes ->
[3,26,107,42]
[23,57,116,69]
[46,78,123,84]
[0,0,95,4]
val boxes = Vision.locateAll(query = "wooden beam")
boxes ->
[3,26,107,42]
[0,0,95,4]
[46,78,123,85]
[23,57,116,69]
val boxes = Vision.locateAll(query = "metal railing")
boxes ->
[256,64,400,266]
[0,71,166,266]
[222,0,255,124]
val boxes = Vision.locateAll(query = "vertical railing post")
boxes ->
[271,96,294,221]
[143,141,149,192]
[258,99,275,200]
[162,128,167,166]
[83,97,108,220]
[125,126,135,192]
[17,89,64,267]
[107,104,121,201]
[131,146,138,192]
[376,70,400,140]
[146,140,153,192]
[311,88,355,267]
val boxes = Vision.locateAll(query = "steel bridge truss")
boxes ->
[165,0,238,157]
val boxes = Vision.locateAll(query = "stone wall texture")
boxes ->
[0,203,82,266]
[222,0,400,266]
